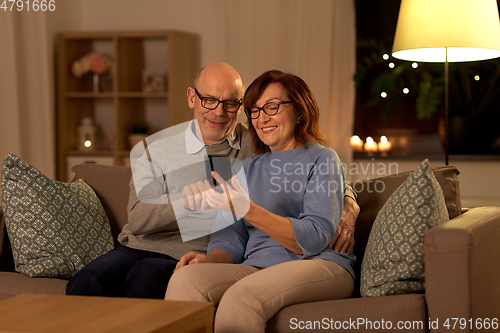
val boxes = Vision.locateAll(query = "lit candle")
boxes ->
[364,136,378,153]
[378,136,392,152]
[350,135,363,152]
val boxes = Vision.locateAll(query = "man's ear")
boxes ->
[187,87,196,109]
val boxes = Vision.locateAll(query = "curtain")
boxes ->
[224,0,356,165]
[0,11,55,180]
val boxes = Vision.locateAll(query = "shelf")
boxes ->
[66,92,114,98]
[57,30,200,181]
[65,92,169,98]
[66,150,115,156]
[118,92,169,98]
[117,150,134,157]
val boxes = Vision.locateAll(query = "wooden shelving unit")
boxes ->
[56,30,200,181]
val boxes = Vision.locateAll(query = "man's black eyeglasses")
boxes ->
[244,101,293,119]
[194,88,242,113]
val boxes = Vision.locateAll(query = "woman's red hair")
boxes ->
[244,70,326,155]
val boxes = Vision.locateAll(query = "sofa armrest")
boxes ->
[425,207,500,332]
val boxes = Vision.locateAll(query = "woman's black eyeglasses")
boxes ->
[244,101,293,119]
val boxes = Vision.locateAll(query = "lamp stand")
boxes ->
[444,48,449,166]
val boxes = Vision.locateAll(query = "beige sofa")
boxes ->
[1,163,499,332]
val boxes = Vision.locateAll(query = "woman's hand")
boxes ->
[174,249,235,272]
[180,181,211,211]
[174,251,211,272]
[204,171,251,218]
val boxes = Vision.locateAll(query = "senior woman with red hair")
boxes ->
[166,70,355,333]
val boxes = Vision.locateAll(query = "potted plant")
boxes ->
[128,120,150,149]
[354,38,444,121]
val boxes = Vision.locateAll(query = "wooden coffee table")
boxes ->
[0,294,214,333]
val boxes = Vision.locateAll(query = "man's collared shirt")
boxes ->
[185,120,241,155]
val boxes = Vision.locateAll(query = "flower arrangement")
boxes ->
[71,52,113,78]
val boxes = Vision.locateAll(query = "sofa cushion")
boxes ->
[360,159,449,297]
[0,153,114,279]
[0,271,67,301]
[267,294,426,332]
[71,164,132,240]
[350,163,460,297]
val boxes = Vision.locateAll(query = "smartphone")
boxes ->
[207,156,232,192]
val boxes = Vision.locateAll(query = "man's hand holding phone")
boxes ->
[180,181,211,211]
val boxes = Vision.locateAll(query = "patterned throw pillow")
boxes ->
[1,153,114,279]
[360,159,449,297]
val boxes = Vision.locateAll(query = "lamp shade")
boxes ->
[392,0,500,62]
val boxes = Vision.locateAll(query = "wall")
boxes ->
[52,0,228,69]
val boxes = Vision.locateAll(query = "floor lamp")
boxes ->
[392,0,500,165]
